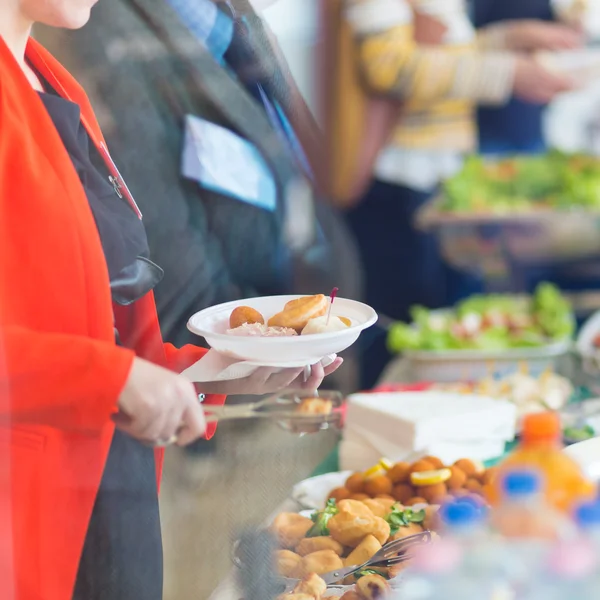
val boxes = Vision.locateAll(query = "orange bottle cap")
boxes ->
[521,412,561,443]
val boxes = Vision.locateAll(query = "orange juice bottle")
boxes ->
[487,412,595,513]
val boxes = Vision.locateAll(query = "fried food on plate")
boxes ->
[295,397,333,416]
[229,306,264,329]
[328,510,379,547]
[345,473,366,494]
[390,522,423,541]
[361,499,389,519]
[296,536,344,557]
[294,549,344,578]
[276,594,314,600]
[274,549,302,578]
[364,475,393,498]
[371,517,391,545]
[339,593,361,600]
[293,573,327,597]
[328,487,351,502]
[271,513,314,549]
[343,534,381,567]
[337,499,375,517]
[355,573,391,599]
[387,462,410,484]
[268,294,328,332]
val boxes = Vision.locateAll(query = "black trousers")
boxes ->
[72,430,163,600]
[346,179,482,389]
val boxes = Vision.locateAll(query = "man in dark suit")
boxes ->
[37,0,360,353]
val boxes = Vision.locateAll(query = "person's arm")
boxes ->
[343,0,515,105]
[0,325,134,431]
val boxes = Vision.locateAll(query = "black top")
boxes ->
[38,89,164,600]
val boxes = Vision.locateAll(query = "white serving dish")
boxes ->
[402,342,571,383]
[577,310,600,376]
[187,295,377,364]
[564,437,600,482]
[291,471,352,510]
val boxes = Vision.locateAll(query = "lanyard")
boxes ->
[27,45,143,220]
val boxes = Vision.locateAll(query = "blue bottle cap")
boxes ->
[440,501,481,527]
[501,469,542,497]
[575,502,600,528]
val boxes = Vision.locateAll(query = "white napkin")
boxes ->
[180,349,337,382]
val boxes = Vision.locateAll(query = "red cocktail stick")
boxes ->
[326,287,339,326]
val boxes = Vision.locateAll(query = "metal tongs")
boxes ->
[319,531,433,585]
[203,390,344,433]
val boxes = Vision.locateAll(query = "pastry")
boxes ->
[295,397,333,416]
[355,573,390,599]
[274,549,302,578]
[301,315,350,335]
[294,549,344,578]
[296,536,344,557]
[229,306,264,329]
[270,513,314,549]
[293,573,327,597]
[268,294,328,333]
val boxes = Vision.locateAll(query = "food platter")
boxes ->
[187,295,377,364]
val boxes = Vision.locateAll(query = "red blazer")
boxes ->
[0,38,225,600]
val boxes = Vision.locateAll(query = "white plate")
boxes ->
[577,310,600,375]
[292,471,352,510]
[187,295,378,363]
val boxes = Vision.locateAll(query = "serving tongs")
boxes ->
[319,531,433,585]
[203,390,344,433]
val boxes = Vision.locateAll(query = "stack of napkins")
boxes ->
[340,392,517,471]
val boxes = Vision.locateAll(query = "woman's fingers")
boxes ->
[176,401,207,446]
[323,357,344,376]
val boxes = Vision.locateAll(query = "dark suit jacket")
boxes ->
[36,0,362,348]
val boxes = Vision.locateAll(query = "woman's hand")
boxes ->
[198,357,344,396]
[512,56,576,104]
[115,357,206,446]
[503,20,583,53]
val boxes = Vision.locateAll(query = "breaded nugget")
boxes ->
[328,487,351,502]
[372,516,391,545]
[422,456,445,470]
[343,534,381,567]
[294,550,344,578]
[405,497,427,506]
[274,549,302,578]
[361,499,389,519]
[327,511,378,547]
[337,499,375,517]
[364,476,393,497]
[345,473,366,494]
[229,306,264,329]
[423,506,442,532]
[293,572,327,597]
[419,483,447,504]
[271,513,314,549]
[446,466,467,491]
[339,593,362,600]
[392,484,414,504]
[349,493,370,501]
[296,536,344,557]
[408,460,435,475]
[355,573,391,599]
[454,459,478,477]
[387,462,411,484]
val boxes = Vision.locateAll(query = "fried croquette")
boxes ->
[422,456,445,470]
[387,462,411,484]
[229,306,264,329]
[355,573,391,599]
[271,513,314,549]
[446,465,467,491]
[328,487,351,502]
[293,572,327,597]
[343,534,382,567]
[327,511,379,547]
[454,458,478,477]
[392,484,414,504]
[408,460,435,475]
[274,549,302,577]
[296,536,344,557]
[294,549,344,578]
[364,475,393,497]
[346,473,366,494]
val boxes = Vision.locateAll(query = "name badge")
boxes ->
[182,115,277,212]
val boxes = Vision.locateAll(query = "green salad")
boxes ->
[387,283,574,353]
[442,151,600,214]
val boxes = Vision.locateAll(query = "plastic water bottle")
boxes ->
[398,538,479,600]
[574,501,600,549]
[490,469,573,597]
[440,501,510,599]
[523,540,597,600]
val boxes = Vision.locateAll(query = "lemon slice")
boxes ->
[339,316,352,327]
[363,465,385,479]
[410,468,452,487]
[379,458,393,471]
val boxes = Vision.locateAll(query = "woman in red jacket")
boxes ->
[0,2,341,600]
